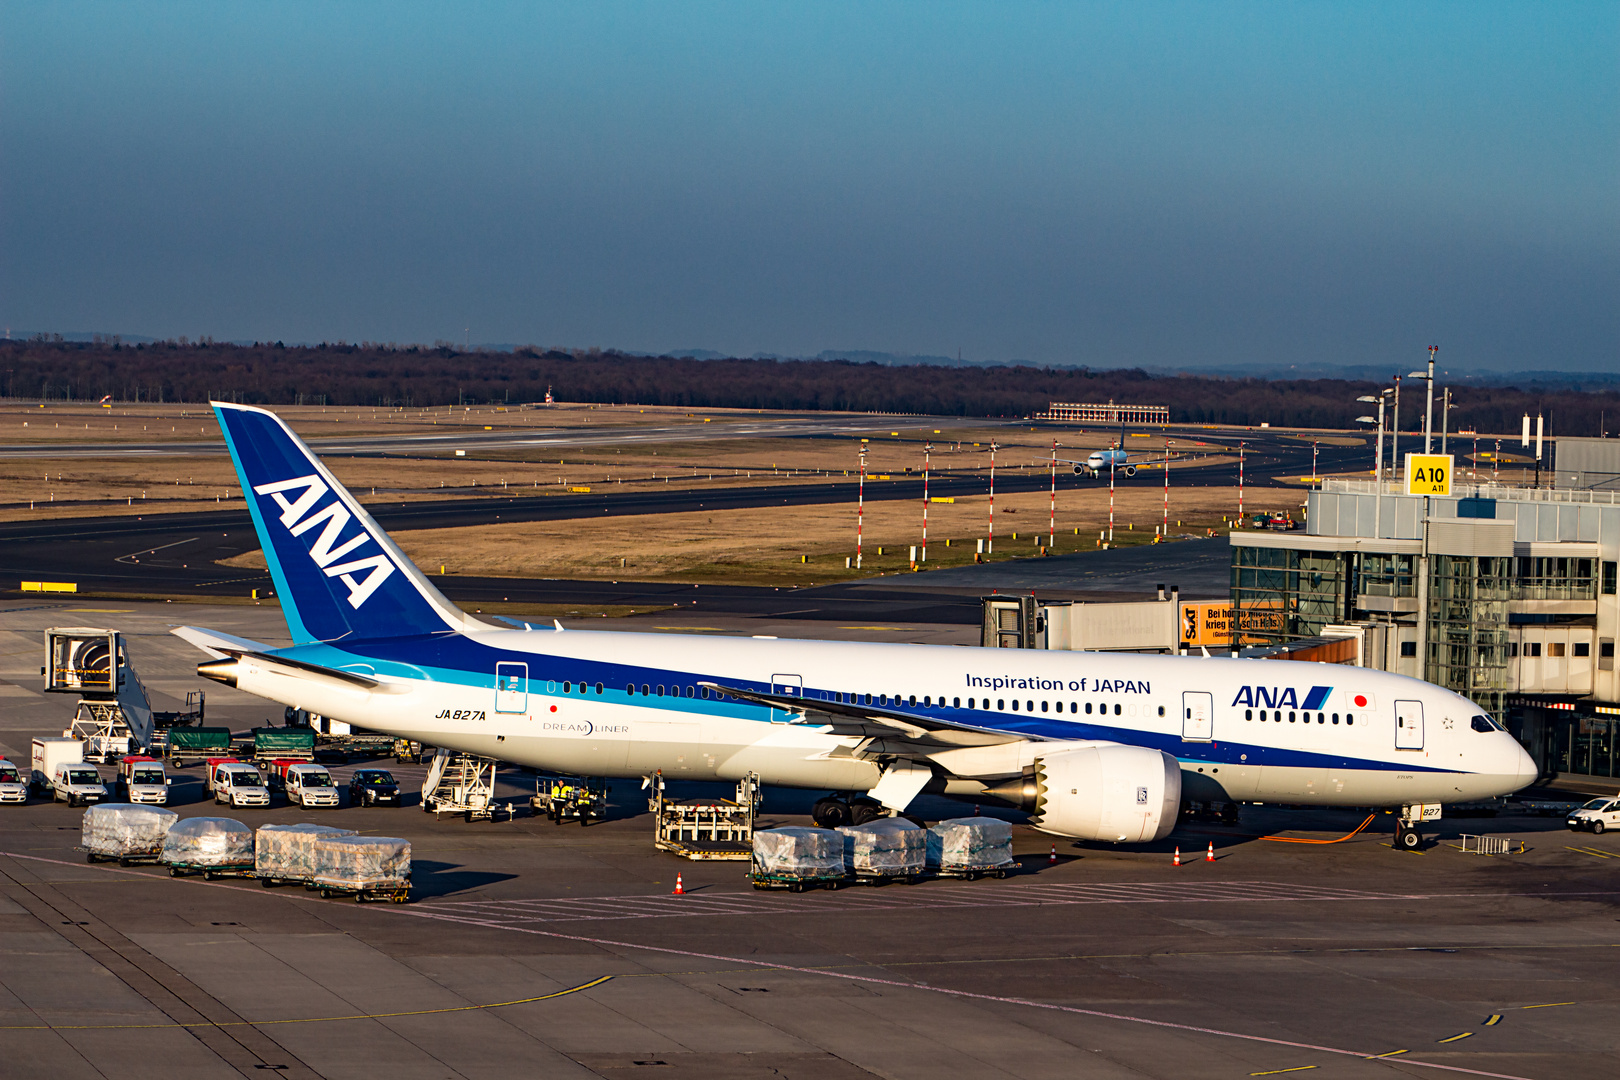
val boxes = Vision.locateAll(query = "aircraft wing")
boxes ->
[698,681,1028,748]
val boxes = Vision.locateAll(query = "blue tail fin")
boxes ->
[214,402,471,644]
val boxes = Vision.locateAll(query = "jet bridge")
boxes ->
[43,628,200,762]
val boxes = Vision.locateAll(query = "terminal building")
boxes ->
[1230,439,1620,786]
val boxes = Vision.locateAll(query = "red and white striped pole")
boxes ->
[856,444,866,569]
[921,441,931,564]
[1048,439,1056,553]
[1162,438,1171,536]
[1238,441,1245,523]
[987,441,997,555]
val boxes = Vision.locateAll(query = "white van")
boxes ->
[211,762,270,808]
[281,763,339,808]
[0,760,27,804]
[1567,796,1620,834]
[53,763,109,807]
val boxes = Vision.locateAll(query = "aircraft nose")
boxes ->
[1509,738,1537,790]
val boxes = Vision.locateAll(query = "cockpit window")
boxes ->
[1470,715,1504,733]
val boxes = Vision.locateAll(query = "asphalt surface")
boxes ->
[0,601,1614,1080]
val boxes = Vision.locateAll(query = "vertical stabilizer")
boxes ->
[213,402,474,643]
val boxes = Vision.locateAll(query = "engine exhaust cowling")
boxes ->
[1029,744,1180,843]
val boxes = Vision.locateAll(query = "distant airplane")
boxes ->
[176,403,1534,849]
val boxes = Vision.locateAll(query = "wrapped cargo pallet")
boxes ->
[161,817,254,876]
[836,817,926,876]
[256,823,358,885]
[309,835,410,901]
[926,817,1015,875]
[82,803,178,862]
[753,827,844,878]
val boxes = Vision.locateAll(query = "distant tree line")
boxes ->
[0,338,1613,437]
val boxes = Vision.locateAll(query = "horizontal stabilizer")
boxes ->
[170,625,273,660]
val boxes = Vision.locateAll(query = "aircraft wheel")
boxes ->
[1397,827,1422,851]
[812,798,851,829]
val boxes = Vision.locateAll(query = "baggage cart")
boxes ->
[926,817,1018,880]
[532,776,607,825]
[838,817,926,885]
[749,826,845,891]
[307,835,411,903]
[79,803,178,865]
[161,817,255,879]
[255,823,358,887]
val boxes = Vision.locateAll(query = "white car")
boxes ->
[0,760,27,804]
[1566,797,1620,834]
[53,764,109,807]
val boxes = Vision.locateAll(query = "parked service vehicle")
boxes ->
[166,726,232,768]
[349,769,402,807]
[211,762,271,808]
[53,763,109,807]
[31,737,85,798]
[275,762,339,808]
[115,756,172,805]
[1566,797,1620,834]
[0,760,27,804]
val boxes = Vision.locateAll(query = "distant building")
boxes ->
[1038,401,1169,424]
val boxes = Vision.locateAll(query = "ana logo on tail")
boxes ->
[253,474,396,608]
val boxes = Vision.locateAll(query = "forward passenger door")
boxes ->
[1395,699,1424,750]
[1181,691,1214,741]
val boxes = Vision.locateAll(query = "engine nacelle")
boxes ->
[1030,744,1180,843]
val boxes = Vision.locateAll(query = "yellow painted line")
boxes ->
[1521,1002,1576,1009]
[1368,1050,1408,1058]
[1565,846,1619,859]
[0,975,614,1031]
[1436,1032,1472,1043]
[839,626,912,631]
[1483,1015,1501,1026]
[64,608,133,613]
[1250,1068,1317,1076]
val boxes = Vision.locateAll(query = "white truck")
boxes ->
[115,756,172,805]
[275,762,339,808]
[0,760,28,804]
[210,761,270,808]
[32,737,105,804]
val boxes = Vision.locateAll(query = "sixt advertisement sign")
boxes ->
[1231,685,1333,710]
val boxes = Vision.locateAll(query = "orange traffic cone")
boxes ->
[1049,844,1057,864]
[1173,847,1181,866]
[672,873,684,895]
[1205,842,1215,863]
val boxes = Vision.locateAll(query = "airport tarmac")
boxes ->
[3,603,1617,1079]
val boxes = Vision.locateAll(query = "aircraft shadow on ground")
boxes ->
[409,859,517,898]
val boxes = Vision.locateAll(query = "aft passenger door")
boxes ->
[495,662,527,714]
[1395,699,1424,750]
[1181,691,1214,741]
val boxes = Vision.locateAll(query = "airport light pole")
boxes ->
[1357,388,1391,537]
[1312,441,1318,483]
[1109,445,1116,543]
[1392,375,1401,481]
[1415,346,1437,453]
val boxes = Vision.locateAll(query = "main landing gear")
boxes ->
[812,795,887,828]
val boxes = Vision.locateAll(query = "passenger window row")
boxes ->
[1244,709,1355,726]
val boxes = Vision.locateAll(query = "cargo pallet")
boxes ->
[650,771,760,861]
[164,861,255,880]
[932,861,1019,881]
[79,846,162,867]
[306,879,411,904]
[748,857,845,892]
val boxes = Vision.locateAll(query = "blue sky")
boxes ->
[2,3,1614,370]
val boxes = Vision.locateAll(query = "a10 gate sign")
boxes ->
[1405,453,1453,496]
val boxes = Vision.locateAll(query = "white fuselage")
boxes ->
[222,628,1536,812]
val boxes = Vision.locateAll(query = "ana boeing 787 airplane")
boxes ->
[177,404,1535,849]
